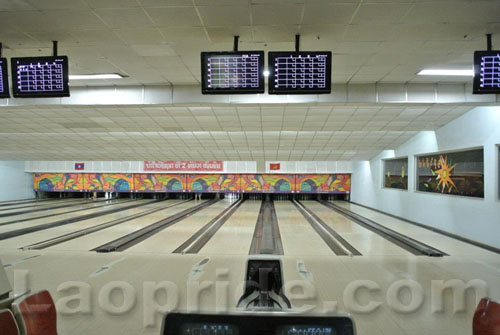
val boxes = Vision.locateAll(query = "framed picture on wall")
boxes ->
[383,157,408,190]
[416,148,484,198]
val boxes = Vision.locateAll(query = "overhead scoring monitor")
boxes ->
[268,51,332,94]
[0,58,10,99]
[473,50,500,94]
[201,51,265,94]
[11,56,70,98]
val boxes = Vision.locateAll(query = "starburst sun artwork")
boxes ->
[433,155,457,193]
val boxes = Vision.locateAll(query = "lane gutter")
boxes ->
[21,199,193,250]
[0,199,160,241]
[92,199,219,252]
[293,199,361,256]
[0,199,135,227]
[173,198,245,254]
[318,200,447,257]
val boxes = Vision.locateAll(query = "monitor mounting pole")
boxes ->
[52,40,58,57]
[486,34,492,51]
[295,34,300,52]
[233,36,239,52]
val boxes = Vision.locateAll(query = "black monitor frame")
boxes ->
[11,56,70,98]
[473,50,500,94]
[201,51,265,94]
[162,313,355,335]
[268,51,332,95]
[0,58,10,99]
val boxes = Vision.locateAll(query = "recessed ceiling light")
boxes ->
[263,70,270,77]
[69,73,124,80]
[417,69,473,76]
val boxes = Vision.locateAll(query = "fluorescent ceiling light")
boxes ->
[417,69,473,76]
[69,74,124,80]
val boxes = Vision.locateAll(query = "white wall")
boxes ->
[351,106,500,248]
[25,160,354,174]
[0,161,34,201]
[25,161,257,174]
[264,161,353,173]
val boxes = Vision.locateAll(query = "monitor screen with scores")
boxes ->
[473,50,500,94]
[201,51,265,94]
[0,58,10,99]
[11,56,70,98]
[268,51,332,94]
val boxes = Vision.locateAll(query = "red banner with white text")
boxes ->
[144,161,223,172]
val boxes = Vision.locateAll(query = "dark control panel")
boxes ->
[163,313,354,335]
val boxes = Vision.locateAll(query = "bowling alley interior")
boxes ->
[0,1,499,335]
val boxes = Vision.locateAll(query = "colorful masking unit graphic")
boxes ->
[238,174,263,192]
[84,173,133,192]
[33,173,352,194]
[261,174,295,192]
[219,174,239,192]
[417,149,484,198]
[187,174,238,192]
[34,173,84,191]
[295,174,351,193]
[134,174,186,192]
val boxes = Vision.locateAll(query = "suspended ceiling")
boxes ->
[0,103,473,160]
[0,0,499,86]
[0,0,498,161]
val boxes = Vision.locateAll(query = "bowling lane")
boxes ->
[125,199,235,254]
[0,198,90,214]
[333,201,497,256]
[0,199,138,233]
[199,200,261,255]
[301,201,410,256]
[0,200,184,249]
[273,201,334,256]
[0,198,84,211]
[46,200,204,251]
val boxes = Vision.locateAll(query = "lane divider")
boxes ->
[318,200,447,257]
[0,199,135,227]
[93,199,219,253]
[173,198,245,254]
[249,199,284,255]
[0,199,160,241]
[293,199,361,256]
[0,197,119,218]
[21,199,193,250]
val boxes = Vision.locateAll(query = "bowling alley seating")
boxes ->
[0,309,20,335]
[11,290,57,335]
[473,297,500,335]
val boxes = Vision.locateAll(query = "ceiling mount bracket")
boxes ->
[233,36,239,52]
[52,40,58,57]
[295,34,300,52]
[485,34,493,51]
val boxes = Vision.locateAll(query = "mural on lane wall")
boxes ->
[186,174,239,192]
[33,173,351,194]
[238,174,264,192]
[84,173,133,192]
[34,173,84,191]
[261,174,295,192]
[134,174,186,192]
[295,174,351,193]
